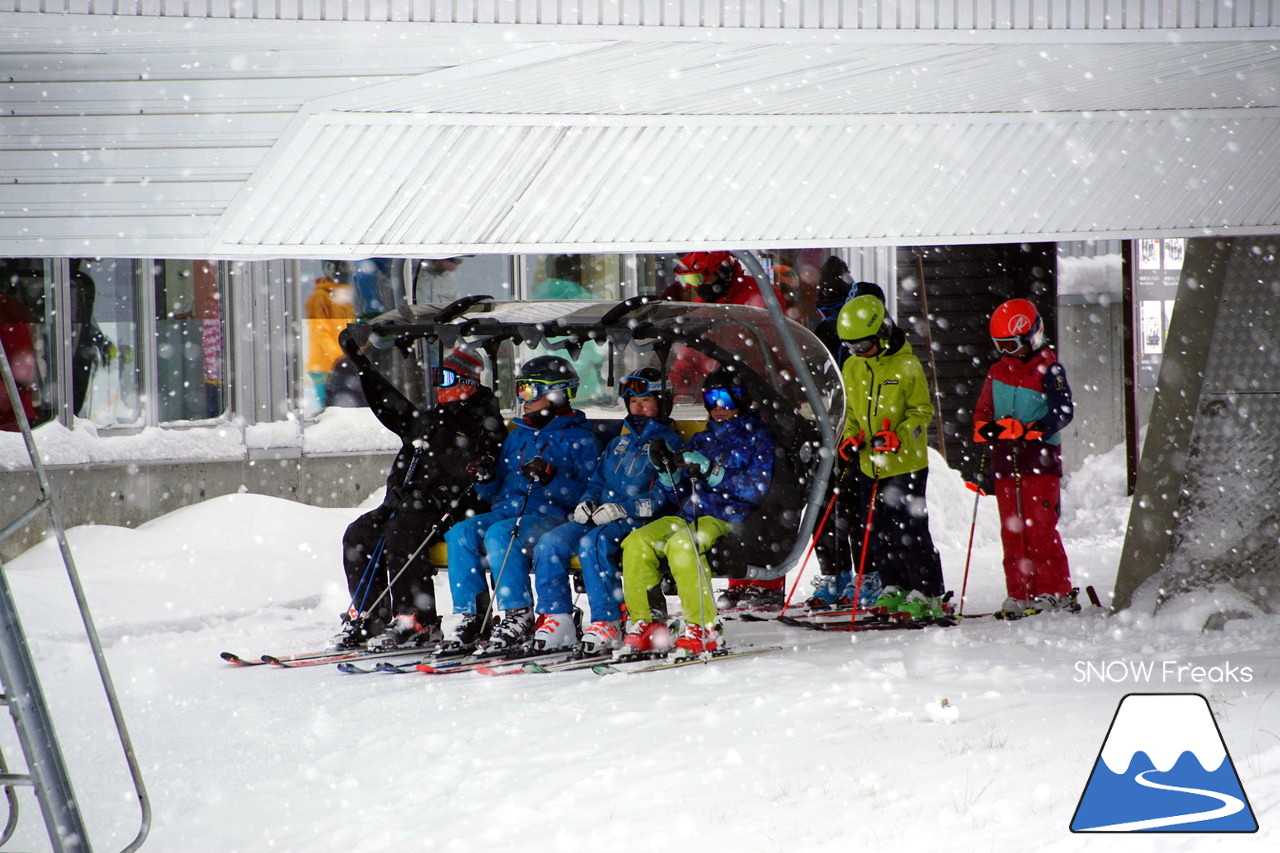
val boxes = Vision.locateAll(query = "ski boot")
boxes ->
[870,585,908,618]
[366,612,442,652]
[804,575,840,611]
[579,620,623,655]
[995,597,1034,620]
[893,590,952,622]
[1030,588,1082,615]
[442,612,491,651]
[478,607,535,656]
[530,612,579,652]
[715,587,748,609]
[620,619,673,657]
[673,621,722,659]
[327,613,374,651]
[842,571,883,607]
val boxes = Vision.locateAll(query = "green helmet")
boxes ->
[837,294,886,342]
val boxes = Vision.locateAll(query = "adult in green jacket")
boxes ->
[835,295,945,613]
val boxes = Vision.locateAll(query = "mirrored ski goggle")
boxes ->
[993,336,1024,354]
[618,375,667,398]
[843,336,878,356]
[675,271,704,288]
[515,379,573,403]
[702,387,743,410]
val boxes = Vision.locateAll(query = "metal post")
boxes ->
[0,563,90,852]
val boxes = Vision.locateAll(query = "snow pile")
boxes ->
[300,406,399,454]
[2,448,1276,852]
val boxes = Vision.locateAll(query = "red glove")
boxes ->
[871,428,900,453]
[838,432,865,461]
[1024,420,1044,441]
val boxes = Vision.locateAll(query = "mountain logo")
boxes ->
[1071,693,1258,832]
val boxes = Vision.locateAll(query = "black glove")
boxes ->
[466,454,495,483]
[384,483,406,511]
[520,456,556,486]
[646,440,678,474]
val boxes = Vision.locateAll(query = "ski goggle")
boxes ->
[618,375,667,398]
[515,378,574,403]
[432,367,476,389]
[993,336,1024,354]
[675,271,704,288]
[843,336,879,356]
[702,387,744,410]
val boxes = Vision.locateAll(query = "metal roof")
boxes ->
[2,9,1279,257]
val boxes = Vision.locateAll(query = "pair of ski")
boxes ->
[336,646,605,676]
[219,644,461,669]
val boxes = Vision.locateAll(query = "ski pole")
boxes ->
[848,475,880,624]
[780,465,847,615]
[958,481,983,617]
[357,479,479,623]
[346,439,427,618]
[849,420,890,625]
[480,476,537,631]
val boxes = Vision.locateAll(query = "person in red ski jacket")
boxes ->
[973,298,1077,617]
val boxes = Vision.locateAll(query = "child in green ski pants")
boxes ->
[619,365,776,658]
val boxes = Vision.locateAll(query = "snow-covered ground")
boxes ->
[3,447,1277,852]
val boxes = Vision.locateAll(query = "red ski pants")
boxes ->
[995,473,1072,599]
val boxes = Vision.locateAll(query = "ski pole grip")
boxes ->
[881,418,891,432]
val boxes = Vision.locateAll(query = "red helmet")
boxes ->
[675,251,735,282]
[989,298,1044,355]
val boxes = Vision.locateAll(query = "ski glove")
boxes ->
[974,421,1001,443]
[520,456,556,486]
[838,432,865,461]
[590,502,627,525]
[646,439,679,475]
[572,501,596,525]
[870,429,901,453]
[466,454,495,483]
[996,417,1025,440]
[681,450,726,486]
[1023,420,1044,441]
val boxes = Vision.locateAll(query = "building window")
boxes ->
[153,260,226,423]
[71,258,142,427]
[411,255,513,305]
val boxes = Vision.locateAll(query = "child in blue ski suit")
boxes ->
[620,365,776,657]
[529,368,683,654]
[445,355,601,652]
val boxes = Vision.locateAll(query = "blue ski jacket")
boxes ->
[476,411,602,520]
[663,412,775,523]
[579,415,683,522]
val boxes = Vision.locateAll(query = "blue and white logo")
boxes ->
[1071,693,1257,833]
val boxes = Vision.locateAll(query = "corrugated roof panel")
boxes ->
[13,0,1275,31]
[361,42,1280,116]
[214,110,1280,254]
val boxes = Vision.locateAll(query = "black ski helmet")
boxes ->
[515,355,579,405]
[702,364,751,411]
[617,366,672,420]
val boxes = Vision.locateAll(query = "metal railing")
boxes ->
[0,337,151,852]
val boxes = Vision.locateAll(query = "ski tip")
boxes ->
[590,664,618,676]
[1085,585,1103,608]
[220,651,265,666]
[415,664,441,674]
[261,655,284,665]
